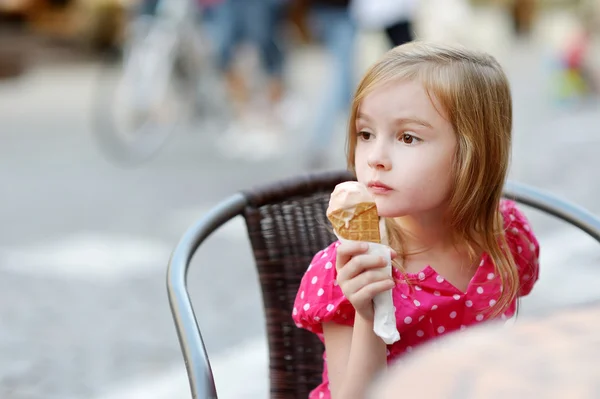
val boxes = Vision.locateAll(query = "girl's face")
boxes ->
[354,79,457,219]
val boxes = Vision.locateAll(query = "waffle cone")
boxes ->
[327,202,381,243]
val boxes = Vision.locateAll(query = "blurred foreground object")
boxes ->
[371,301,600,398]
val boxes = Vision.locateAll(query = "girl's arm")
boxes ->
[323,315,388,399]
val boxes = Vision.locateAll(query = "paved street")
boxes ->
[1,6,599,399]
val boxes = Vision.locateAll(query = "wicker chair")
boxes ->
[166,170,600,399]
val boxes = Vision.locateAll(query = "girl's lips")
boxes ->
[368,181,393,194]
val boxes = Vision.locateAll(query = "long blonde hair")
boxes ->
[347,42,517,316]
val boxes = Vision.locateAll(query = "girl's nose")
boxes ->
[367,142,392,171]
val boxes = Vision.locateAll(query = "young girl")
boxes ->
[292,41,540,399]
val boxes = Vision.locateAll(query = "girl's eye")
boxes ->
[358,131,372,141]
[400,133,418,144]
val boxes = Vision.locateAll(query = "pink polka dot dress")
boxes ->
[292,200,540,399]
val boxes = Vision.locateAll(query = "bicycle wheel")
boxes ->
[92,18,195,166]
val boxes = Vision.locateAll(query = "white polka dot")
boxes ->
[466,300,473,307]
[517,246,522,254]
[296,323,303,328]
[453,294,461,300]
[479,259,485,267]
[436,275,444,283]
[386,349,391,356]
[487,273,495,280]
[501,314,507,320]
[314,316,321,322]
[311,276,318,284]
[325,261,333,269]
[303,303,311,311]
[301,291,305,299]
[418,272,425,281]
[529,243,536,251]
[414,300,420,307]
[317,288,324,297]
[476,287,484,294]
[431,305,438,310]
[335,242,341,247]
[319,392,324,398]
[416,330,424,337]
[460,325,466,331]
[401,294,408,299]
[293,307,298,316]
[476,314,484,321]
[524,224,530,232]
[333,280,338,286]
[414,286,422,291]
[437,326,445,334]
[511,227,519,234]
[326,304,334,312]
[509,214,516,221]
[406,346,413,353]
[489,299,497,306]
[523,274,531,281]
[419,315,425,322]
[434,291,441,296]
[449,311,457,319]
[321,252,328,258]
[404,316,412,324]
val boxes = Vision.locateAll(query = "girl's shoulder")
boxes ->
[499,199,537,242]
[499,199,540,297]
[292,241,356,334]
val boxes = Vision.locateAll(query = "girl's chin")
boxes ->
[376,208,409,219]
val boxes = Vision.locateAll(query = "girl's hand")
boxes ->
[335,241,396,321]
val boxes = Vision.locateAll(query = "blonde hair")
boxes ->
[347,41,517,316]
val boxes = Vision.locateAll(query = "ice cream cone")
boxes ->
[327,202,381,243]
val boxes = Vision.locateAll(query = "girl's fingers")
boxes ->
[351,279,396,304]
[339,253,388,281]
[342,268,394,295]
[335,241,369,271]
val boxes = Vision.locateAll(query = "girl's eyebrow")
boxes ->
[393,117,433,128]
[357,112,432,128]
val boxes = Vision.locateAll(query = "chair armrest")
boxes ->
[504,181,600,244]
[167,193,248,399]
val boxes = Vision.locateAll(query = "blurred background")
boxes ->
[0,0,599,398]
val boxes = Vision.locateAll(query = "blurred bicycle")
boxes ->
[92,0,230,166]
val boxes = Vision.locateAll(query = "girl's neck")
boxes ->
[393,212,457,254]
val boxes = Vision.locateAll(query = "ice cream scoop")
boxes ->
[327,181,381,243]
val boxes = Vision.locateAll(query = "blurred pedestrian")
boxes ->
[351,0,418,47]
[301,0,357,169]
[203,0,292,159]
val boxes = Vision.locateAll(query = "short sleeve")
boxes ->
[292,242,355,334]
[500,199,540,297]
